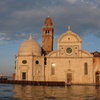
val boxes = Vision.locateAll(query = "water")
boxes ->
[0,83,100,100]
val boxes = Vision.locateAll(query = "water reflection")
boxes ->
[13,85,100,100]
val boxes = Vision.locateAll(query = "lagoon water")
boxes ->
[0,83,100,100]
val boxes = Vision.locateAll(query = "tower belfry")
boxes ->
[42,16,54,55]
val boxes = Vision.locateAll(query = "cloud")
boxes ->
[94,31,100,37]
[0,37,10,41]
[0,0,100,44]
[87,42,94,46]
[67,0,77,3]
[0,32,5,36]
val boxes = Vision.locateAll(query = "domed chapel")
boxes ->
[15,16,100,84]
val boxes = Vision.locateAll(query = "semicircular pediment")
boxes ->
[56,30,82,43]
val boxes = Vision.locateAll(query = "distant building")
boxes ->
[15,16,100,84]
[91,51,100,83]
[0,73,2,79]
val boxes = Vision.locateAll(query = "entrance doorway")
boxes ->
[22,72,26,80]
[95,71,100,83]
[67,73,72,84]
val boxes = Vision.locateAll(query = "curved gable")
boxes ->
[47,50,59,57]
[56,30,82,43]
[81,50,93,57]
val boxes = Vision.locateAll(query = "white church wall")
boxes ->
[46,57,93,84]
[33,56,45,81]
[15,55,33,81]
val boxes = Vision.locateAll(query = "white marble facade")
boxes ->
[45,30,93,84]
[15,29,97,84]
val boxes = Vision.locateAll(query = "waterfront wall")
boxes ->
[0,80,65,86]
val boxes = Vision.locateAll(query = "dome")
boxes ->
[18,34,41,56]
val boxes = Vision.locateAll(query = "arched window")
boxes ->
[84,63,88,75]
[95,71,100,83]
[51,63,55,75]
[45,30,49,34]
[51,67,55,75]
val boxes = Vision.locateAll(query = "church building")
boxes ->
[15,16,100,85]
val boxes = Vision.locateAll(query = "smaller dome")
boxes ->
[44,16,53,26]
[18,34,41,56]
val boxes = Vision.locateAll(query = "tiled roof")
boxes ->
[91,51,100,57]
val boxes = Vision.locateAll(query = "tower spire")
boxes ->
[44,16,53,26]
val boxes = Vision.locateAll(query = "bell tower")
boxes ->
[42,16,54,55]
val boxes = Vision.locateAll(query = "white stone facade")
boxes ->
[45,30,93,84]
[15,29,98,84]
[15,35,45,81]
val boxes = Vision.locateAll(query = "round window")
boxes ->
[22,60,27,64]
[35,60,39,64]
[66,48,72,54]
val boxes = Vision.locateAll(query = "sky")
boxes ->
[0,0,100,76]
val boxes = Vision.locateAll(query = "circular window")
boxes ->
[35,60,39,64]
[66,48,72,54]
[22,60,27,64]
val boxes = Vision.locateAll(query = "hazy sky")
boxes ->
[0,0,100,76]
